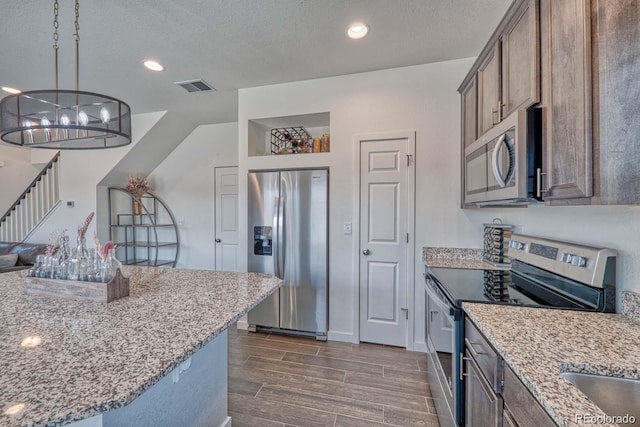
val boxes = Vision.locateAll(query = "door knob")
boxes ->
[362,249,370,255]
[215,238,222,243]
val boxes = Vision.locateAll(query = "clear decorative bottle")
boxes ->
[86,249,102,282]
[54,235,71,280]
[28,255,45,277]
[102,249,123,283]
[75,235,90,281]
[68,249,80,281]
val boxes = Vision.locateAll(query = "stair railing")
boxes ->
[0,152,61,242]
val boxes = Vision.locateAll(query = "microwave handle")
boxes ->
[491,134,511,188]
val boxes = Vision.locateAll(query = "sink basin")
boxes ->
[562,372,640,423]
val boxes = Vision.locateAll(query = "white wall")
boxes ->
[27,112,166,245]
[0,145,41,215]
[148,122,238,270]
[238,58,476,349]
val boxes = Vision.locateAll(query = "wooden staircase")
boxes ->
[0,152,61,242]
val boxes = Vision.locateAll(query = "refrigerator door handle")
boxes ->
[272,196,281,279]
[277,196,285,279]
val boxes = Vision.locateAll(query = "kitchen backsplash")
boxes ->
[621,291,640,322]
[423,247,483,261]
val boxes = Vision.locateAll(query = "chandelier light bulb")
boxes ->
[23,121,34,144]
[100,107,110,124]
[60,114,70,139]
[78,111,88,126]
[41,117,51,141]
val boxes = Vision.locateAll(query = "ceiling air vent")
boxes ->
[174,79,216,93]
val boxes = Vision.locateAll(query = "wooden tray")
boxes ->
[24,269,130,303]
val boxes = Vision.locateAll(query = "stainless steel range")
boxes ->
[424,234,617,427]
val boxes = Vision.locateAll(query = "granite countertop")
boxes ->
[0,267,281,427]
[423,247,508,270]
[463,300,640,427]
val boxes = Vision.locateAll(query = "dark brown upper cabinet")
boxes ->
[459,0,640,205]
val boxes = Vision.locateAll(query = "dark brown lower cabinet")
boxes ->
[464,353,502,427]
[502,364,556,427]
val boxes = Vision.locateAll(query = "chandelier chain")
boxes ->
[53,0,59,90]
[74,0,80,42]
[74,0,80,91]
[53,0,59,48]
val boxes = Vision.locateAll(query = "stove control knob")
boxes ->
[571,256,587,267]
[561,253,573,263]
[509,240,524,250]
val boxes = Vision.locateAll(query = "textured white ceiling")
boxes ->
[0,0,511,125]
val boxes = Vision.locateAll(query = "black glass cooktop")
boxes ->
[428,264,602,310]
[428,268,490,304]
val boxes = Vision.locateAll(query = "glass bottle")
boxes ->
[28,255,45,277]
[102,249,123,283]
[55,235,71,280]
[76,235,89,260]
[38,256,52,278]
[86,249,100,282]
[68,249,80,281]
[74,235,89,281]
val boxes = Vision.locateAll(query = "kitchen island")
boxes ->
[0,267,281,427]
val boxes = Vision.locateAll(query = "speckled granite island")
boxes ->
[463,298,640,427]
[0,267,281,427]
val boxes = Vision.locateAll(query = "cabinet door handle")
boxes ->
[536,168,549,198]
[465,338,486,357]
[498,100,506,122]
[492,108,499,126]
[430,310,439,322]
[215,238,222,243]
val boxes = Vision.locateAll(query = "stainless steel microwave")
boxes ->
[464,108,542,205]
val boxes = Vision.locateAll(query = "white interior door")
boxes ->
[359,137,410,347]
[215,166,239,271]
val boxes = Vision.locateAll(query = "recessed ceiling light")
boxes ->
[143,60,164,72]
[347,22,369,40]
[2,87,21,94]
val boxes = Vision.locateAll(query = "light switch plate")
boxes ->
[343,222,352,235]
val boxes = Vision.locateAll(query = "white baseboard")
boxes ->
[327,330,358,344]
[236,317,248,330]
[219,416,232,427]
[411,341,427,353]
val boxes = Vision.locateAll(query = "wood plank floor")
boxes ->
[228,326,441,427]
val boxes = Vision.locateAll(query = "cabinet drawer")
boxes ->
[465,354,502,427]
[465,318,501,392]
[503,363,555,427]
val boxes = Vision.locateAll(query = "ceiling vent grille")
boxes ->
[174,79,216,93]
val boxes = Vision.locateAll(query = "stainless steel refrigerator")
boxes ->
[247,169,328,339]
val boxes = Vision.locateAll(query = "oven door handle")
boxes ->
[491,133,514,188]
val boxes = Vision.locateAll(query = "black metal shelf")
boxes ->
[108,187,180,268]
[116,241,178,248]
[110,223,175,228]
[124,259,175,267]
